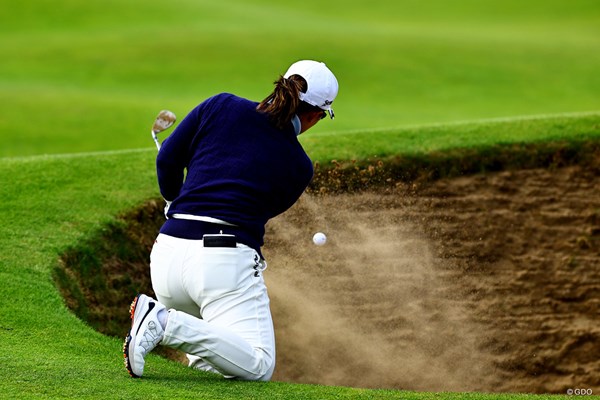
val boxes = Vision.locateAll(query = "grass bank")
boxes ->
[1,116,595,398]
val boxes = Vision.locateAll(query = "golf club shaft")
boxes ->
[152,130,161,151]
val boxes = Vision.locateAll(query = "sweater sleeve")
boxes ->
[156,104,203,201]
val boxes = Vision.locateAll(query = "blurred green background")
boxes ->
[1,0,599,157]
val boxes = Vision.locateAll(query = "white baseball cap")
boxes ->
[284,60,339,119]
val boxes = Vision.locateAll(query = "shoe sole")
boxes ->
[123,295,141,378]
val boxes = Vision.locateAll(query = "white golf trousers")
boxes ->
[149,233,275,381]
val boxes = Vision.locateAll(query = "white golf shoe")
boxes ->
[123,294,166,378]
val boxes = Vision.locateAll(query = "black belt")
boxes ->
[203,234,237,248]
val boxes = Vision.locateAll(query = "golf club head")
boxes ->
[151,110,176,150]
[152,110,177,134]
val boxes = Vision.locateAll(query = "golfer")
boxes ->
[124,60,339,381]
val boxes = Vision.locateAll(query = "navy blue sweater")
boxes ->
[156,93,314,255]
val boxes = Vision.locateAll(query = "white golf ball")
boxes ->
[312,232,327,246]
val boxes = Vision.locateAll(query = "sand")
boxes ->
[264,164,600,394]
[58,163,600,394]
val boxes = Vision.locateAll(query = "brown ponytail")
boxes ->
[257,75,308,130]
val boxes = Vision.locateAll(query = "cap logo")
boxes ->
[321,99,333,107]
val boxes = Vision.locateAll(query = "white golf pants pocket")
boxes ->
[185,247,246,300]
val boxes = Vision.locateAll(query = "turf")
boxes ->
[1,121,594,399]
[1,0,599,398]
[302,112,600,163]
[1,0,599,156]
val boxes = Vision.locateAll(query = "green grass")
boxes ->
[1,0,600,398]
[1,0,599,156]
[302,112,600,163]
[0,120,594,399]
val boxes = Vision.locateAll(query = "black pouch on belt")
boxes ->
[203,234,237,248]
